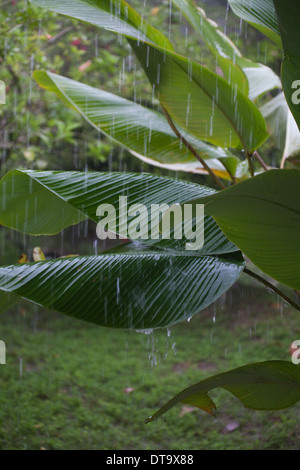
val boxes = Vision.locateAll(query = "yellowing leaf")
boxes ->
[33,247,46,262]
[151,7,160,16]
[18,254,29,264]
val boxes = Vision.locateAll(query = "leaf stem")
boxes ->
[161,107,226,190]
[253,151,269,171]
[46,26,74,45]
[246,152,254,177]
[244,267,300,312]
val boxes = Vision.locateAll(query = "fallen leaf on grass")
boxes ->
[18,254,29,264]
[123,387,134,394]
[179,406,197,417]
[222,421,239,433]
[78,60,92,72]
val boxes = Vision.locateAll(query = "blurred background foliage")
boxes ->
[0,0,282,179]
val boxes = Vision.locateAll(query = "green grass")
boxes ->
[0,281,300,450]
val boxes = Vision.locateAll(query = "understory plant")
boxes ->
[0,0,300,424]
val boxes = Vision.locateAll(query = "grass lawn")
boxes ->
[0,278,299,450]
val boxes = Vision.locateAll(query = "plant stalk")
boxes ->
[253,151,269,171]
[161,107,227,190]
[246,152,254,177]
[244,267,300,312]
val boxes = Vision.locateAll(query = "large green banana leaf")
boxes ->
[0,170,245,326]
[228,0,282,46]
[129,39,268,151]
[172,0,248,95]
[145,361,300,422]
[33,71,240,180]
[172,0,281,100]
[273,1,300,132]
[189,170,300,290]
[0,248,244,329]
[31,0,173,50]
[0,170,237,254]
[31,0,269,152]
